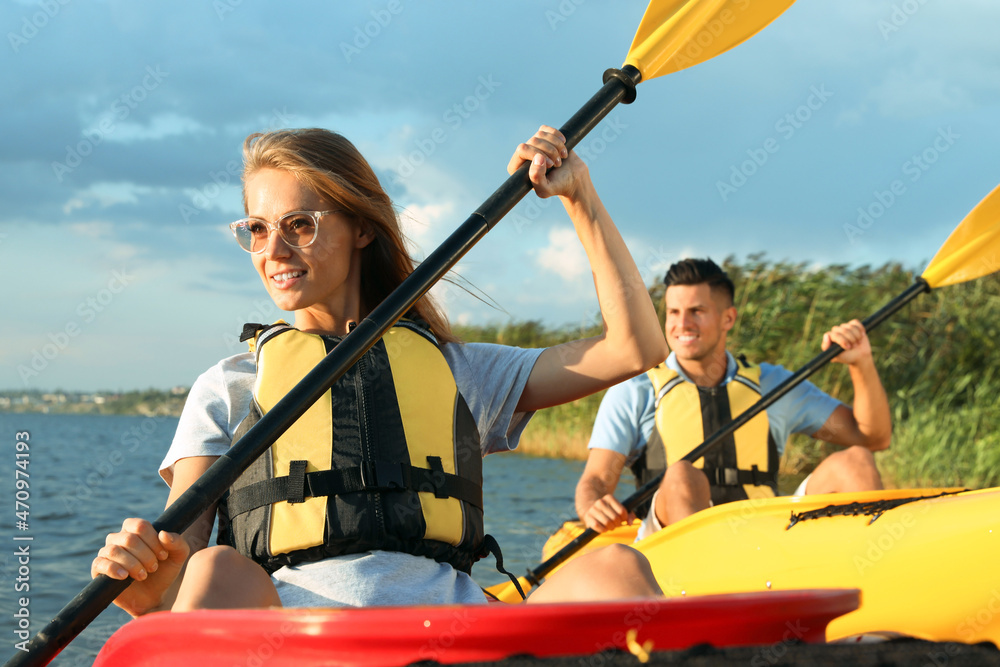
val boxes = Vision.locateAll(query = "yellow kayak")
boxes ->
[527,487,1000,645]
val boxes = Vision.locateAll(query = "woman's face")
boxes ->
[245,168,373,324]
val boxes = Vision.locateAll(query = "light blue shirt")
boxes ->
[588,351,841,464]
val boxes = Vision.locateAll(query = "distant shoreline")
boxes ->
[0,388,187,417]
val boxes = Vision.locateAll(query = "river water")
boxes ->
[0,413,589,666]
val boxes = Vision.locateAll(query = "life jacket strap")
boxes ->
[224,461,484,518]
[480,534,526,601]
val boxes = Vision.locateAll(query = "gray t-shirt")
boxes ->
[160,340,543,608]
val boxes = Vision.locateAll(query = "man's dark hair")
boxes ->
[663,258,735,306]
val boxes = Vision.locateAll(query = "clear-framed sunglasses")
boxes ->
[228,210,342,254]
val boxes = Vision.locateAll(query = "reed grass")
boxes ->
[462,257,1000,490]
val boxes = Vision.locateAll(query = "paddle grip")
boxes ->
[525,278,930,585]
[474,65,640,231]
[5,68,644,667]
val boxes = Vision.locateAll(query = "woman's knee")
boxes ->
[174,546,279,611]
[186,545,245,573]
[591,544,654,578]
[589,544,661,596]
[530,544,660,603]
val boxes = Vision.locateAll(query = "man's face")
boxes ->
[664,283,736,362]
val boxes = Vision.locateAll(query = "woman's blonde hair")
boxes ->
[241,128,456,342]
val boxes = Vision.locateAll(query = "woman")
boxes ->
[92,125,668,614]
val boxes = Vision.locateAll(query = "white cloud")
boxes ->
[62,198,87,215]
[535,226,588,281]
[65,182,163,210]
[868,68,974,119]
[67,220,143,262]
[398,202,455,258]
[89,112,210,144]
[68,221,115,239]
[834,103,869,128]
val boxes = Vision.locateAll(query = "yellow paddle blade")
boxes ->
[921,183,1000,288]
[485,577,534,604]
[625,0,797,81]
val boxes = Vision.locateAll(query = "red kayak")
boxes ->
[93,589,859,666]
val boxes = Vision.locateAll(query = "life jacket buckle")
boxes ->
[713,467,739,486]
[376,462,405,490]
[361,462,405,491]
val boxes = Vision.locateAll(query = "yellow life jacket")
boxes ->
[631,357,779,511]
[217,320,485,574]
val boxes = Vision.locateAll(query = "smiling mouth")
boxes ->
[271,270,306,286]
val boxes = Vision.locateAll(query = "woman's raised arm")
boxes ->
[511,125,668,412]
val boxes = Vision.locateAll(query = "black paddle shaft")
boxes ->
[5,66,642,667]
[525,278,930,586]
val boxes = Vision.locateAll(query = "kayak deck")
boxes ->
[534,487,1000,646]
[93,589,858,666]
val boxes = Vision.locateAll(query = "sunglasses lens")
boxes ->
[231,214,321,253]
[278,214,317,248]
[232,220,267,253]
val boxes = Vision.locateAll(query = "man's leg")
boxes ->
[656,461,712,527]
[803,445,883,495]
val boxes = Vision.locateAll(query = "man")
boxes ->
[576,258,891,539]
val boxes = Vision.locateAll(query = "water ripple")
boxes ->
[0,414,588,665]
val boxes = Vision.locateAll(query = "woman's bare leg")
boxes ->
[171,545,282,611]
[525,544,662,604]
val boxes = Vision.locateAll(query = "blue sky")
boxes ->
[3,0,999,391]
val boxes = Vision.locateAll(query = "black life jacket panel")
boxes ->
[630,358,779,515]
[217,320,485,574]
